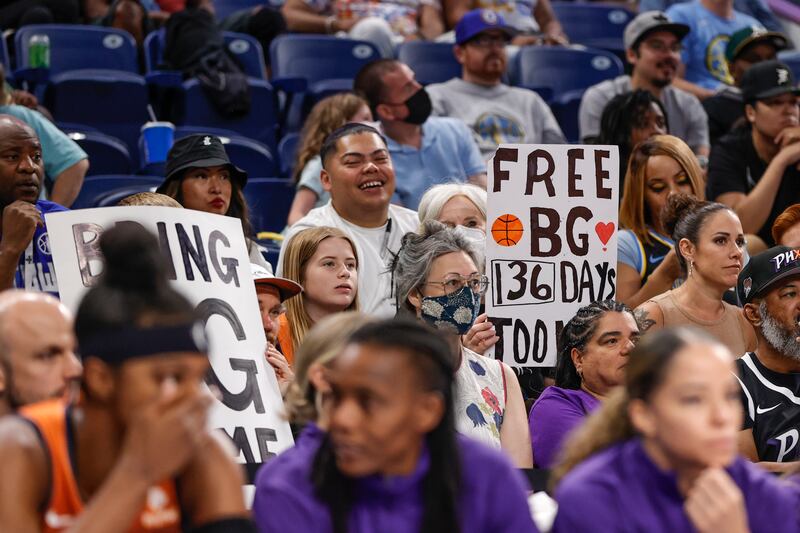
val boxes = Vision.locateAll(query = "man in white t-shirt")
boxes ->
[278,123,419,317]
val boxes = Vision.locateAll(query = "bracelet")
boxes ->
[325,15,336,34]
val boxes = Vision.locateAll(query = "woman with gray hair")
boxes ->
[393,220,533,467]
[417,183,498,355]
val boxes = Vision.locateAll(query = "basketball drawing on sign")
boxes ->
[492,214,523,246]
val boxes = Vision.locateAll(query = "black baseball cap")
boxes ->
[156,134,247,193]
[740,60,800,103]
[738,246,800,304]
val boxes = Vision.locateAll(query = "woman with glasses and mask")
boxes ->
[393,221,532,467]
[417,183,499,355]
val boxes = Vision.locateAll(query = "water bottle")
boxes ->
[28,34,50,69]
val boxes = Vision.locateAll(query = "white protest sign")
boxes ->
[46,207,293,483]
[485,145,619,367]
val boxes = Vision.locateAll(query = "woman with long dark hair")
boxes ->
[550,328,799,532]
[158,133,271,270]
[253,318,537,533]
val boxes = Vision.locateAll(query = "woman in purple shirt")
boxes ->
[551,327,800,533]
[528,300,641,468]
[253,318,538,533]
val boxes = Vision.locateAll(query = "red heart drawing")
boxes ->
[595,222,615,246]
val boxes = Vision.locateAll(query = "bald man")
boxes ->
[0,63,88,207]
[0,290,81,417]
[0,117,67,296]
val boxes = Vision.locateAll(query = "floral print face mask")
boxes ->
[419,285,480,335]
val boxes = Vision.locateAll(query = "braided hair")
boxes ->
[311,318,461,533]
[555,300,638,389]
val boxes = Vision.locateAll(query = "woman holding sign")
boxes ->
[637,195,756,356]
[528,300,641,469]
[617,135,705,309]
[550,328,799,533]
[393,221,533,468]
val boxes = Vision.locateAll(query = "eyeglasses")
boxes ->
[466,35,511,49]
[642,39,682,54]
[424,274,489,295]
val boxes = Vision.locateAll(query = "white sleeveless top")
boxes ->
[453,348,508,449]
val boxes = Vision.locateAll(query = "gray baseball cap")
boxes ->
[624,11,690,50]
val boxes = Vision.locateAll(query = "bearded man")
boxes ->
[736,246,800,472]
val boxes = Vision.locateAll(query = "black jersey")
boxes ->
[735,352,800,462]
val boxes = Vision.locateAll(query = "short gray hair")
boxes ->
[393,220,483,314]
[417,183,487,228]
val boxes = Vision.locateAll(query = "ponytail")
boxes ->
[550,327,721,490]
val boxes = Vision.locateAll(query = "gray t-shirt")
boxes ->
[578,75,709,151]
[427,78,565,159]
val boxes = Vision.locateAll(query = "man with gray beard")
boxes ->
[736,246,800,472]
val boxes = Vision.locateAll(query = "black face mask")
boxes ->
[400,88,432,125]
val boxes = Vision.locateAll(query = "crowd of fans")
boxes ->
[2,0,800,531]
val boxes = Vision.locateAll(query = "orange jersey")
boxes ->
[21,400,183,533]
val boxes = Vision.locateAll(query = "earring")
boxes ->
[688,261,694,277]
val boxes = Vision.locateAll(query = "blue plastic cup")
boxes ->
[140,121,175,164]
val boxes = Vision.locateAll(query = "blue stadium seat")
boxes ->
[244,177,295,233]
[277,132,300,179]
[397,41,461,85]
[45,69,150,155]
[270,35,380,87]
[510,46,623,95]
[95,185,163,207]
[139,126,279,176]
[270,35,381,130]
[66,130,133,176]
[72,175,162,209]
[551,4,634,55]
[143,29,267,80]
[174,78,279,150]
[15,25,138,75]
[510,47,623,143]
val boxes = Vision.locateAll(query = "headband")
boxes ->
[79,322,209,365]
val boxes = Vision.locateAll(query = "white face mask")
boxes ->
[458,226,486,247]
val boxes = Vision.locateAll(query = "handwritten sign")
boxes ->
[486,145,619,367]
[46,207,293,484]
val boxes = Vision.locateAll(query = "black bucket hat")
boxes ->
[156,134,247,193]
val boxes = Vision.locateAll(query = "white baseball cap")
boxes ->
[251,263,303,302]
